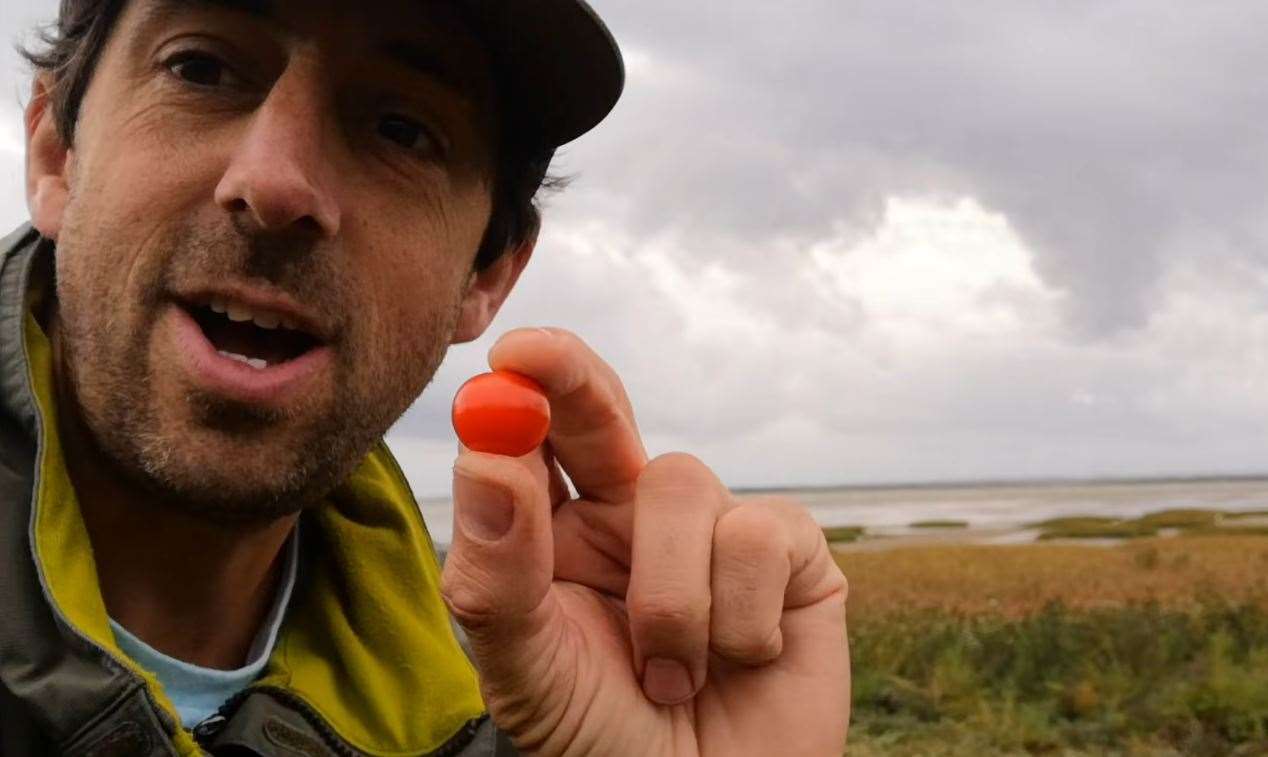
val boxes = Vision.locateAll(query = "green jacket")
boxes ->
[0,225,517,756]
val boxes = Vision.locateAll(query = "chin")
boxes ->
[129,436,350,523]
[97,397,373,524]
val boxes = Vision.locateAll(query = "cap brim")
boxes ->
[458,0,625,148]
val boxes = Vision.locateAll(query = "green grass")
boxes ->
[1033,516,1121,530]
[822,525,865,544]
[848,600,1268,755]
[909,520,969,529]
[1037,520,1159,540]
[829,508,1268,547]
[1225,510,1268,520]
[1183,525,1268,538]
[1137,509,1224,529]
[1031,510,1237,541]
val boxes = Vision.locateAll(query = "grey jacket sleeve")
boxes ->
[457,716,521,757]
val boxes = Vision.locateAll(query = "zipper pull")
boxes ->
[191,713,228,746]
[192,688,253,747]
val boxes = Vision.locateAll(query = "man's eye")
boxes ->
[166,52,231,87]
[377,114,439,155]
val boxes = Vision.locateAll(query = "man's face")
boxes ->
[43,0,502,519]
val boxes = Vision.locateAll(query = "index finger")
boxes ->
[488,328,647,503]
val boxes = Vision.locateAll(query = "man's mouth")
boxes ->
[167,291,335,408]
[187,298,321,370]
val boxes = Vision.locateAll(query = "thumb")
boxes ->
[441,451,560,697]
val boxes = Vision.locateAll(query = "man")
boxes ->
[0,0,850,754]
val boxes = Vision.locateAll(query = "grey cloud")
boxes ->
[5,0,1268,493]
[6,0,1267,338]
[575,0,1268,336]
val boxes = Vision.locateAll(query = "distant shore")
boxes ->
[420,476,1268,548]
[733,472,1268,497]
[827,505,1268,552]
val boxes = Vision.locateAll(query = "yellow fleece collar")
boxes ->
[24,312,484,756]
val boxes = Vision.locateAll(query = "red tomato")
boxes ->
[452,371,551,457]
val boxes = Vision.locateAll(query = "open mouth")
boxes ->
[186,299,322,370]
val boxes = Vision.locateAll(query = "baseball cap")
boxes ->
[458,0,625,148]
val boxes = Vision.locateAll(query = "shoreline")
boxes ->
[826,506,1268,552]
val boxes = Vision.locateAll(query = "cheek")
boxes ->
[346,191,488,355]
[56,188,173,315]
[373,255,464,355]
[70,88,232,236]
[55,127,228,311]
[339,253,463,408]
[55,195,139,310]
[73,155,218,236]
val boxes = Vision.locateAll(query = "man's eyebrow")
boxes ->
[378,40,469,96]
[139,1,482,101]
[148,0,275,22]
[199,0,272,14]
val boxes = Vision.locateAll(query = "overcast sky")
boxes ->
[3,1,1268,497]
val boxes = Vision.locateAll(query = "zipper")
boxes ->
[191,687,253,747]
[192,685,490,756]
[188,686,356,755]
[254,687,359,756]
[426,715,490,757]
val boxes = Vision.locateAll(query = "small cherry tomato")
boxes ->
[452,370,551,457]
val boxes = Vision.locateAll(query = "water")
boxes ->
[418,477,1268,547]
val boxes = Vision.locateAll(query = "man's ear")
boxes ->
[451,238,535,345]
[26,75,72,241]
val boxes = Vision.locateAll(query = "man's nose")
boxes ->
[214,77,342,238]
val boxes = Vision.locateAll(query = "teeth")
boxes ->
[219,350,250,365]
[253,312,281,330]
[204,298,296,372]
[218,350,269,370]
[208,298,299,332]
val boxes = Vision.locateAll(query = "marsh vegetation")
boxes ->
[836,525,1268,755]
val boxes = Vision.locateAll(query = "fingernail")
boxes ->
[642,658,695,705]
[454,474,514,541]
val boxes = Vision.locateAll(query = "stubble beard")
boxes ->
[53,208,459,526]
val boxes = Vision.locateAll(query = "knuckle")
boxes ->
[712,627,782,664]
[647,451,706,476]
[546,327,585,350]
[440,560,503,630]
[751,493,801,509]
[774,496,820,531]
[834,567,850,605]
[745,494,830,554]
[628,591,711,635]
[812,560,850,613]
[638,452,719,496]
[717,504,785,558]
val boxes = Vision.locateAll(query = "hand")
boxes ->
[441,328,850,756]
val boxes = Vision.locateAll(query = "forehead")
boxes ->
[134,0,497,102]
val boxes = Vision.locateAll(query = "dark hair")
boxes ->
[21,0,555,271]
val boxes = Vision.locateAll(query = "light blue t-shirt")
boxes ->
[109,527,299,728]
